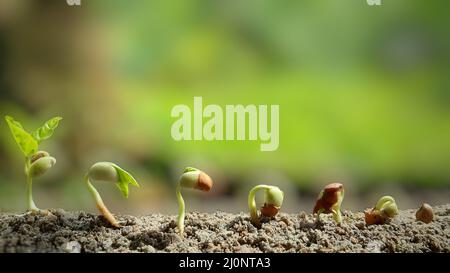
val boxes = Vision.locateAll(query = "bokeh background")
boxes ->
[0,0,449,215]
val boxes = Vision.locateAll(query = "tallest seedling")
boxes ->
[5,115,62,212]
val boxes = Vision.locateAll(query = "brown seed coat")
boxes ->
[196,172,213,191]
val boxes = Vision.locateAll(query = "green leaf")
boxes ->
[5,116,38,157]
[183,167,199,173]
[32,116,62,143]
[111,164,139,198]
[115,180,129,199]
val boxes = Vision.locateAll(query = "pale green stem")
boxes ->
[85,174,120,227]
[26,175,39,211]
[25,158,39,212]
[375,196,395,211]
[331,190,344,224]
[332,207,342,223]
[375,196,397,218]
[176,183,185,236]
[85,174,105,207]
[248,185,272,225]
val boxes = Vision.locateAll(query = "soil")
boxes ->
[0,205,449,253]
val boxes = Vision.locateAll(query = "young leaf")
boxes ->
[5,116,38,157]
[183,167,198,173]
[115,180,129,198]
[32,117,62,143]
[112,164,139,198]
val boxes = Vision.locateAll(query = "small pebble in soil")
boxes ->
[63,241,82,253]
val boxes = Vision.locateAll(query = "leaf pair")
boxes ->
[111,163,140,198]
[5,116,63,157]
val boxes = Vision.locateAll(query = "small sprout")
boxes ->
[5,115,62,212]
[416,203,434,224]
[85,162,139,227]
[248,185,284,226]
[364,195,398,225]
[176,167,213,236]
[313,183,345,224]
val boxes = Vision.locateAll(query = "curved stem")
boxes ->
[176,183,185,236]
[375,196,394,211]
[85,174,119,227]
[375,196,397,218]
[248,185,271,225]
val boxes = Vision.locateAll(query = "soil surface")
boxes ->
[0,205,449,253]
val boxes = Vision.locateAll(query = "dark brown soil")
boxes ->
[0,205,449,253]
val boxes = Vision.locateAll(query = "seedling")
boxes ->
[85,162,139,227]
[364,195,398,225]
[248,185,284,226]
[416,203,434,223]
[5,115,62,212]
[313,183,345,224]
[176,167,213,236]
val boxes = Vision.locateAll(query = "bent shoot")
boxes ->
[176,167,213,236]
[364,195,398,225]
[248,185,284,227]
[85,162,139,227]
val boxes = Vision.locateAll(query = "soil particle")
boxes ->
[63,241,81,253]
[0,205,449,253]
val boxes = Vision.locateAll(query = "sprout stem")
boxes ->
[26,175,38,212]
[25,158,39,212]
[248,184,272,225]
[85,174,120,227]
[375,196,395,211]
[332,190,344,224]
[176,183,185,236]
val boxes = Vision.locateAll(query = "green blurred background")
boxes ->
[0,0,449,215]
